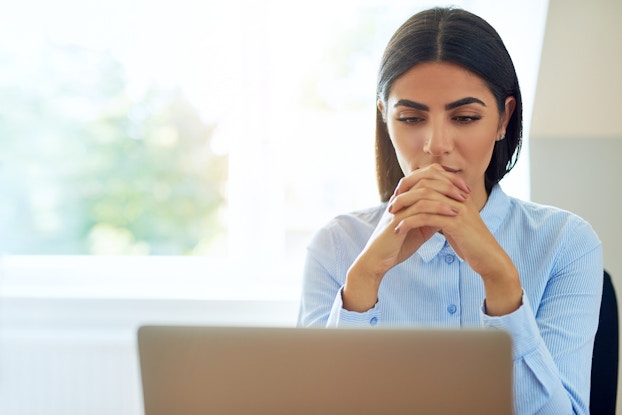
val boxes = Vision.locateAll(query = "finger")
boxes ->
[393,198,460,225]
[394,164,471,196]
[394,213,449,235]
[418,164,471,194]
[389,179,467,213]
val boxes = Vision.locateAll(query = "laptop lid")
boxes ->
[137,325,512,415]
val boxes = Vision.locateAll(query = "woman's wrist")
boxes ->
[480,257,523,316]
[342,258,385,312]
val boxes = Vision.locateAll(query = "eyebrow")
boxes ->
[393,97,487,111]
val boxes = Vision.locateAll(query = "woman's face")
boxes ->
[379,62,515,206]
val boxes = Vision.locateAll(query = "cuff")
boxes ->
[481,292,541,360]
[326,286,382,328]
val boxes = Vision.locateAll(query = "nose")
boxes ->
[422,124,453,156]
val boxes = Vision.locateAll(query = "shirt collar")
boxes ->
[416,185,511,263]
[480,184,511,235]
[417,232,448,262]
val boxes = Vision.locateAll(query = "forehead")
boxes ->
[388,62,493,104]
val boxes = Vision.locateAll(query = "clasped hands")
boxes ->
[344,163,522,315]
[365,163,488,274]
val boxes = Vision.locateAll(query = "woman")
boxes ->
[297,7,602,415]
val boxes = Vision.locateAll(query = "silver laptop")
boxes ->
[137,326,512,415]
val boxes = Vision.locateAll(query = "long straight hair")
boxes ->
[375,7,523,202]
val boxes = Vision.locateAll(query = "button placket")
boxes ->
[444,254,455,264]
[440,247,460,319]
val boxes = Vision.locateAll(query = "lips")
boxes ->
[441,165,461,173]
[415,164,462,173]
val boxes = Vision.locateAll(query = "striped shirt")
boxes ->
[297,185,602,415]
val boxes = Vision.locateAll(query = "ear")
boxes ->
[499,96,516,134]
[377,99,387,122]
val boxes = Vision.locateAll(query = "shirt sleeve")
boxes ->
[325,287,382,327]
[483,219,603,415]
[297,221,349,327]
[296,240,381,328]
[297,216,382,328]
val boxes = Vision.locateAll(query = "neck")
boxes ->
[472,183,491,212]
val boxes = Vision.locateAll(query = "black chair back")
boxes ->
[590,270,618,414]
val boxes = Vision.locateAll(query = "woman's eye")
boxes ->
[453,115,481,124]
[396,116,424,124]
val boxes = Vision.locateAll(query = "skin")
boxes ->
[343,62,522,316]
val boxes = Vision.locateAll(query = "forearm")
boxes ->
[483,292,596,415]
[298,241,384,328]
[480,251,523,316]
[513,352,576,414]
[342,256,384,312]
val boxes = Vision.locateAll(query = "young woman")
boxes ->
[297,7,602,415]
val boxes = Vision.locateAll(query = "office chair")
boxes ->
[590,270,618,415]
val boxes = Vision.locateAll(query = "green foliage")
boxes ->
[0,43,227,255]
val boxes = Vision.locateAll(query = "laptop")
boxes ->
[137,325,513,415]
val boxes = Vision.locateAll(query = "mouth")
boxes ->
[414,164,462,174]
[441,165,461,174]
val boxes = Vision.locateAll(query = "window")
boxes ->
[0,0,548,295]
[0,5,550,414]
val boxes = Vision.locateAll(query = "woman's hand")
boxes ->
[389,164,522,315]
[343,164,470,311]
[344,163,522,315]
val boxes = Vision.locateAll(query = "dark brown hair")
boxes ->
[376,7,523,201]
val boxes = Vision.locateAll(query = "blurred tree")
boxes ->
[0,42,227,255]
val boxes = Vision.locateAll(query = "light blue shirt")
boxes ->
[297,185,602,415]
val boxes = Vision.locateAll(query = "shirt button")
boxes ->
[370,317,378,326]
[444,254,455,264]
[447,305,457,315]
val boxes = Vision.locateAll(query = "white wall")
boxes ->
[530,0,622,139]
[531,0,622,309]
[0,256,300,415]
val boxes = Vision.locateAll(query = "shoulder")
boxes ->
[494,189,602,302]
[502,191,601,254]
[332,204,386,231]
[509,194,594,232]
[308,204,386,252]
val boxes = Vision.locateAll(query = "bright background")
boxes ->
[0,0,544,262]
[0,1,550,414]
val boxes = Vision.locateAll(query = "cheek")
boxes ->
[461,136,497,167]
[388,124,423,152]
[387,124,402,152]
[389,134,420,162]
[387,129,420,174]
